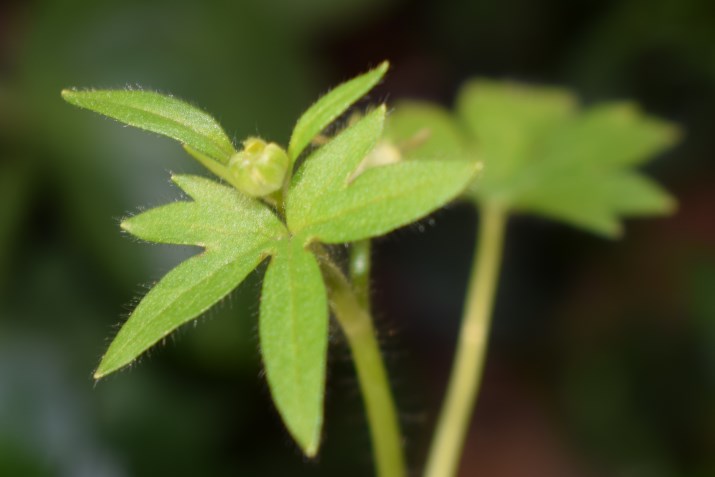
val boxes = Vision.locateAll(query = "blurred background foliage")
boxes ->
[0,0,713,476]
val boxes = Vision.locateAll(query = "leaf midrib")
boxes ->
[286,246,307,426]
[100,97,235,158]
[293,163,475,234]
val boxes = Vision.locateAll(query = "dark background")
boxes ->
[1,0,713,476]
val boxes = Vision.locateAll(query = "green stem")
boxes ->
[350,240,372,310]
[424,203,507,477]
[321,259,406,477]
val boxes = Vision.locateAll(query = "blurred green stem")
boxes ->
[350,240,372,310]
[320,256,406,477]
[424,203,507,477]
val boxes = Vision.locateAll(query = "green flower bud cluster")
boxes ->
[229,137,289,197]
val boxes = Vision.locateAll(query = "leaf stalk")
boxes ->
[424,203,507,477]
[320,256,406,477]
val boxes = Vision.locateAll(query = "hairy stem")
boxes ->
[321,258,406,477]
[424,203,507,477]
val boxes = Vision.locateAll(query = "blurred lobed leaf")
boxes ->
[95,175,287,378]
[61,89,237,163]
[385,79,679,237]
[457,80,577,199]
[259,238,328,457]
[288,61,388,161]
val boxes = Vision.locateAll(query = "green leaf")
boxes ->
[604,172,675,216]
[537,103,680,169]
[259,239,328,457]
[288,104,478,242]
[511,172,623,236]
[95,175,287,378]
[298,160,479,243]
[182,144,243,191]
[448,80,679,236]
[287,106,386,233]
[510,173,675,237]
[288,61,388,161]
[61,89,236,163]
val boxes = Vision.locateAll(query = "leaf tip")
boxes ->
[663,123,684,147]
[658,193,678,216]
[376,59,390,74]
[168,173,188,187]
[119,219,133,233]
[303,438,320,458]
[665,196,678,213]
[93,359,112,381]
[169,173,193,191]
[61,88,78,103]
[292,421,322,458]
[604,222,624,240]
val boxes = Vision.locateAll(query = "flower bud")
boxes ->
[228,137,289,197]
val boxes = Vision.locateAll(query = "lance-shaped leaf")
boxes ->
[62,89,236,163]
[288,61,388,161]
[298,160,479,243]
[259,239,328,457]
[287,106,386,233]
[288,104,478,242]
[94,175,287,379]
